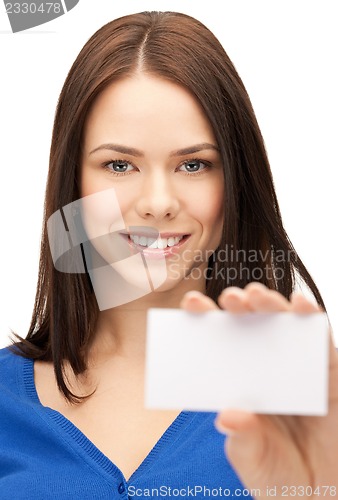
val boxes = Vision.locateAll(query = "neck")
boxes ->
[87,275,206,368]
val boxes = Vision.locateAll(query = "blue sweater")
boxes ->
[0,346,251,499]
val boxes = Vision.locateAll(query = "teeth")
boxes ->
[129,235,184,248]
[158,238,167,249]
[148,238,159,249]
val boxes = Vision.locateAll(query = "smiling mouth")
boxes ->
[122,233,190,252]
[130,234,186,249]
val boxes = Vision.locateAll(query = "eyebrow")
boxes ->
[88,142,220,157]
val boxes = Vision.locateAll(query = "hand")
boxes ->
[180,283,338,499]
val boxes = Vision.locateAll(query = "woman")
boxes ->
[0,11,337,499]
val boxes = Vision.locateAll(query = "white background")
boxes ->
[0,0,337,348]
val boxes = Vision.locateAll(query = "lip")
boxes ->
[121,232,191,259]
[120,231,188,238]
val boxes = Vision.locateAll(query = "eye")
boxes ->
[104,160,135,174]
[178,159,208,174]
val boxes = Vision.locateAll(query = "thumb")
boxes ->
[214,409,268,475]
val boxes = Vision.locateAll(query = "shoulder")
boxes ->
[0,345,27,395]
[0,344,24,366]
[0,344,19,366]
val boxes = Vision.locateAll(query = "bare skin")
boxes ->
[36,72,224,482]
[35,353,182,481]
[35,74,337,493]
[35,282,338,491]
[181,283,338,498]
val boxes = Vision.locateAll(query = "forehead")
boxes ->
[82,73,216,153]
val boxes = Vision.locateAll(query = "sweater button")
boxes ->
[118,482,125,494]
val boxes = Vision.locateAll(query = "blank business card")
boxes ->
[145,309,329,415]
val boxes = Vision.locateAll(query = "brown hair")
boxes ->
[10,11,326,403]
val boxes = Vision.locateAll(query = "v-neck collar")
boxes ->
[21,355,196,483]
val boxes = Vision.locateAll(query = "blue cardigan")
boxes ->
[0,347,251,499]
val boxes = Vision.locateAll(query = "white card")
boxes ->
[145,309,329,415]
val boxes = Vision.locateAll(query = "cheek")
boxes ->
[209,192,224,224]
[189,182,224,228]
[80,169,108,198]
[80,169,134,222]
[79,188,125,243]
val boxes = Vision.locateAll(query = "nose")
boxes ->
[135,170,180,221]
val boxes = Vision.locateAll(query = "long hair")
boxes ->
[10,11,326,403]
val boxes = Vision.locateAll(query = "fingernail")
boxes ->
[214,417,234,436]
[182,291,205,303]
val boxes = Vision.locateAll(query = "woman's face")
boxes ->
[80,73,224,300]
